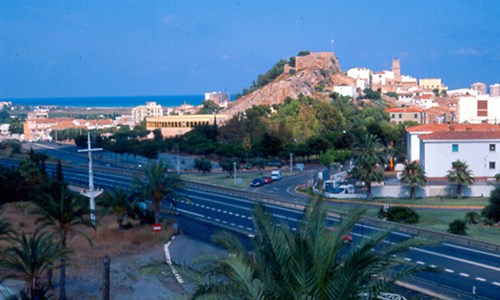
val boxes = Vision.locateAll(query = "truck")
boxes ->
[270,170,282,181]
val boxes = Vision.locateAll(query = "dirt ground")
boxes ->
[1,202,220,299]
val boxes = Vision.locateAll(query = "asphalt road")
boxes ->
[2,144,500,299]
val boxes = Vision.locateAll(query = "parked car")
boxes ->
[270,170,282,181]
[262,176,274,184]
[251,178,264,187]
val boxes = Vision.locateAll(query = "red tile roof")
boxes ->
[386,107,424,113]
[407,123,500,133]
[419,131,500,140]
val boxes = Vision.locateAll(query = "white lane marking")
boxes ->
[430,265,437,268]
[229,212,233,215]
[175,208,204,218]
[217,209,221,212]
[404,258,412,262]
[247,216,252,220]
[222,221,227,224]
[475,277,486,282]
[223,210,227,213]
[200,205,205,208]
[416,261,425,265]
[235,213,240,217]
[443,243,500,259]
[493,282,500,286]
[459,273,470,278]
[230,223,235,226]
[241,215,247,218]
[444,269,454,273]
[246,227,253,231]
[194,203,199,207]
[215,218,220,222]
[411,247,500,272]
[211,207,216,211]
[238,225,244,229]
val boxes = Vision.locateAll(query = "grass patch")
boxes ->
[359,207,500,245]
[369,196,488,207]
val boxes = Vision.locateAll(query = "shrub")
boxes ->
[464,212,480,225]
[448,219,467,235]
[386,206,419,224]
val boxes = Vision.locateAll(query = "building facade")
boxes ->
[419,131,500,179]
[471,82,487,95]
[419,78,448,92]
[386,107,425,125]
[490,83,500,97]
[458,95,500,124]
[146,114,227,137]
[204,91,230,108]
[131,102,163,124]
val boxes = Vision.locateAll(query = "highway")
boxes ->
[2,146,500,299]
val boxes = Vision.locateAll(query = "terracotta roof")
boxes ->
[419,131,500,140]
[386,107,424,113]
[425,106,451,114]
[407,123,500,133]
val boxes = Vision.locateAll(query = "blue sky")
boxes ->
[1,1,499,98]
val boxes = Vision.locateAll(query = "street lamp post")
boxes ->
[233,162,237,185]
[290,153,294,172]
[78,132,103,222]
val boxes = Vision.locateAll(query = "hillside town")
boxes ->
[1,52,500,185]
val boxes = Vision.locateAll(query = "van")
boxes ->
[270,170,282,181]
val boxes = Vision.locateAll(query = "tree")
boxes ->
[0,227,69,299]
[483,186,500,222]
[351,134,386,199]
[446,160,474,198]
[150,197,427,299]
[194,158,212,175]
[400,161,427,199]
[100,188,135,229]
[135,160,183,224]
[35,192,95,300]
[197,100,221,114]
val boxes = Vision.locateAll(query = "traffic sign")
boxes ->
[153,224,162,232]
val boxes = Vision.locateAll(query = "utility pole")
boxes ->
[290,153,294,172]
[78,132,103,222]
[233,162,237,185]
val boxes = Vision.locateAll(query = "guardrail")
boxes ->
[183,180,500,253]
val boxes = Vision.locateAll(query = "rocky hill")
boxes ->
[222,52,355,118]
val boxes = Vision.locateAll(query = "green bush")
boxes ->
[448,219,467,235]
[386,206,419,224]
[464,211,480,225]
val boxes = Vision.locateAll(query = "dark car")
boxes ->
[251,178,264,187]
[262,176,274,184]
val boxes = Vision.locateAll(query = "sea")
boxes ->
[1,95,234,108]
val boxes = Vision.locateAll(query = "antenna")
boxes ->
[77,132,103,221]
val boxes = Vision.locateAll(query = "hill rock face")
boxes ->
[222,52,354,119]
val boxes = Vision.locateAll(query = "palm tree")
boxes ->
[351,133,387,199]
[351,156,384,200]
[0,227,69,299]
[100,188,134,229]
[135,160,183,224]
[446,160,474,198]
[35,191,95,300]
[400,161,427,199]
[145,197,427,299]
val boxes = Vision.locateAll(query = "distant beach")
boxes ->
[2,95,215,108]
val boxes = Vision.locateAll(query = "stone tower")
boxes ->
[392,59,401,83]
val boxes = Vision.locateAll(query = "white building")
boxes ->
[406,123,500,162]
[458,95,500,124]
[346,68,371,90]
[0,124,9,140]
[204,91,230,108]
[131,102,163,124]
[447,88,479,97]
[419,131,500,178]
[333,85,358,98]
[490,83,500,97]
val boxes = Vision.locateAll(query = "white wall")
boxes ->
[420,139,500,178]
[458,95,500,123]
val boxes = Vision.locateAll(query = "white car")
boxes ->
[270,170,282,181]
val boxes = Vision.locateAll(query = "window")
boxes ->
[477,100,488,117]
[490,162,496,169]
[452,144,459,152]
[490,144,496,151]
[398,114,402,118]
[414,114,418,118]
[391,114,395,118]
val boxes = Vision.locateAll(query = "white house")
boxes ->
[458,95,500,124]
[419,131,500,179]
[346,67,371,90]
[333,85,358,98]
[406,123,500,162]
